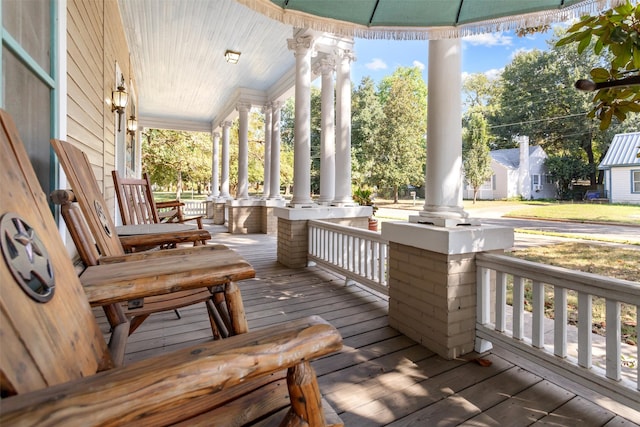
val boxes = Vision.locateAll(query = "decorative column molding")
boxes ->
[317,56,336,204]
[333,48,356,205]
[236,102,252,200]
[269,101,283,200]
[210,130,221,198]
[219,120,232,200]
[287,35,315,207]
[262,103,273,199]
[412,38,473,227]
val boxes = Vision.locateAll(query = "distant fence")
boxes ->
[182,201,207,216]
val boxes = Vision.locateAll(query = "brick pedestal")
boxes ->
[274,206,372,268]
[382,222,513,359]
[213,202,226,225]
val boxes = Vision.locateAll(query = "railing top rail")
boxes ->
[309,219,389,243]
[477,252,640,303]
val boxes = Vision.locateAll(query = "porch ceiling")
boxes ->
[118,0,295,131]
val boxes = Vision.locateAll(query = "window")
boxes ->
[545,174,553,184]
[532,174,540,185]
[2,0,59,195]
[633,170,640,193]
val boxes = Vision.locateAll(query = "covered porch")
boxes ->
[113,228,640,425]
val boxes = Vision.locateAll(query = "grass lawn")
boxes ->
[505,201,640,225]
[508,242,639,345]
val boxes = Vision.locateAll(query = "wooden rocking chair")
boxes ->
[112,170,205,232]
[0,108,343,426]
[49,138,254,340]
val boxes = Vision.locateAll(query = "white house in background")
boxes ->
[598,132,640,204]
[464,137,556,200]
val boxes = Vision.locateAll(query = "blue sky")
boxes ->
[350,28,558,85]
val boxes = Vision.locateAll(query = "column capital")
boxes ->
[236,102,251,112]
[287,35,314,55]
[271,100,282,111]
[314,56,336,76]
[221,120,233,129]
[335,48,356,63]
[213,130,221,139]
[261,103,272,114]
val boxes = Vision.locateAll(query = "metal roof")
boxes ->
[599,132,640,169]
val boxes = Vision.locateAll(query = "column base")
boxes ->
[409,215,481,227]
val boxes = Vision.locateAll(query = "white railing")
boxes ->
[476,252,640,407]
[308,220,389,295]
[182,201,207,216]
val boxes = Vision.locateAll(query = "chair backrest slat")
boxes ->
[112,171,160,225]
[51,139,125,257]
[1,110,111,396]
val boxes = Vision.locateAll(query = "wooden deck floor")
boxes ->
[107,231,640,426]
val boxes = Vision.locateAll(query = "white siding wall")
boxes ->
[609,166,640,204]
[529,147,555,199]
[492,162,510,199]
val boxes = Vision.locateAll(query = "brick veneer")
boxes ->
[388,241,477,359]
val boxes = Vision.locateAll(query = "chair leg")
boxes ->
[174,309,181,319]
[283,361,326,427]
[224,281,248,336]
[205,299,226,339]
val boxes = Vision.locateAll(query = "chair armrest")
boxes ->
[155,200,184,209]
[80,248,255,306]
[99,244,229,264]
[0,316,343,426]
[118,229,211,251]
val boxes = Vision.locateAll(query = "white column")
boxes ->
[417,39,469,225]
[287,35,315,207]
[262,103,272,199]
[236,102,251,200]
[219,120,232,200]
[269,101,282,199]
[317,56,335,204]
[210,130,220,198]
[333,48,355,205]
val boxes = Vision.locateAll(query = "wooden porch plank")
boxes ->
[464,380,574,426]
[111,231,640,426]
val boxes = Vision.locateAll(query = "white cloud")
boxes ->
[462,32,512,47]
[461,68,503,82]
[510,47,533,60]
[366,58,387,70]
[413,60,425,70]
[484,68,503,80]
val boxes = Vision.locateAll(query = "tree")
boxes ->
[371,66,427,203]
[463,110,493,203]
[556,0,640,129]
[142,129,212,198]
[351,76,384,186]
[545,154,591,200]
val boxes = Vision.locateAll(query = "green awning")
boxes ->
[236,0,625,39]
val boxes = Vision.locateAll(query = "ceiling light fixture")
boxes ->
[225,49,241,64]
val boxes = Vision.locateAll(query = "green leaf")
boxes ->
[577,33,592,54]
[590,68,610,80]
[594,38,604,54]
[599,108,613,130]
[633,48,640,69]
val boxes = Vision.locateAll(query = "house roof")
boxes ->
[490,146,539,170]
[598,132,640,169]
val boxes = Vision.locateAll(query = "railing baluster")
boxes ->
[606,299,621,381]
[532,280,544,348]
[496,271,506,332]
[476,266,491,325]
[513,276,525,340]
[578,292,592,369]
[554,287,567,358]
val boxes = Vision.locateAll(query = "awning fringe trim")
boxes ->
[235,0,628,40]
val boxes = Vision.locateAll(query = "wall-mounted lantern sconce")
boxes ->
[127,115,138,136]
[111,75,128,131]
[224,49,241,64]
